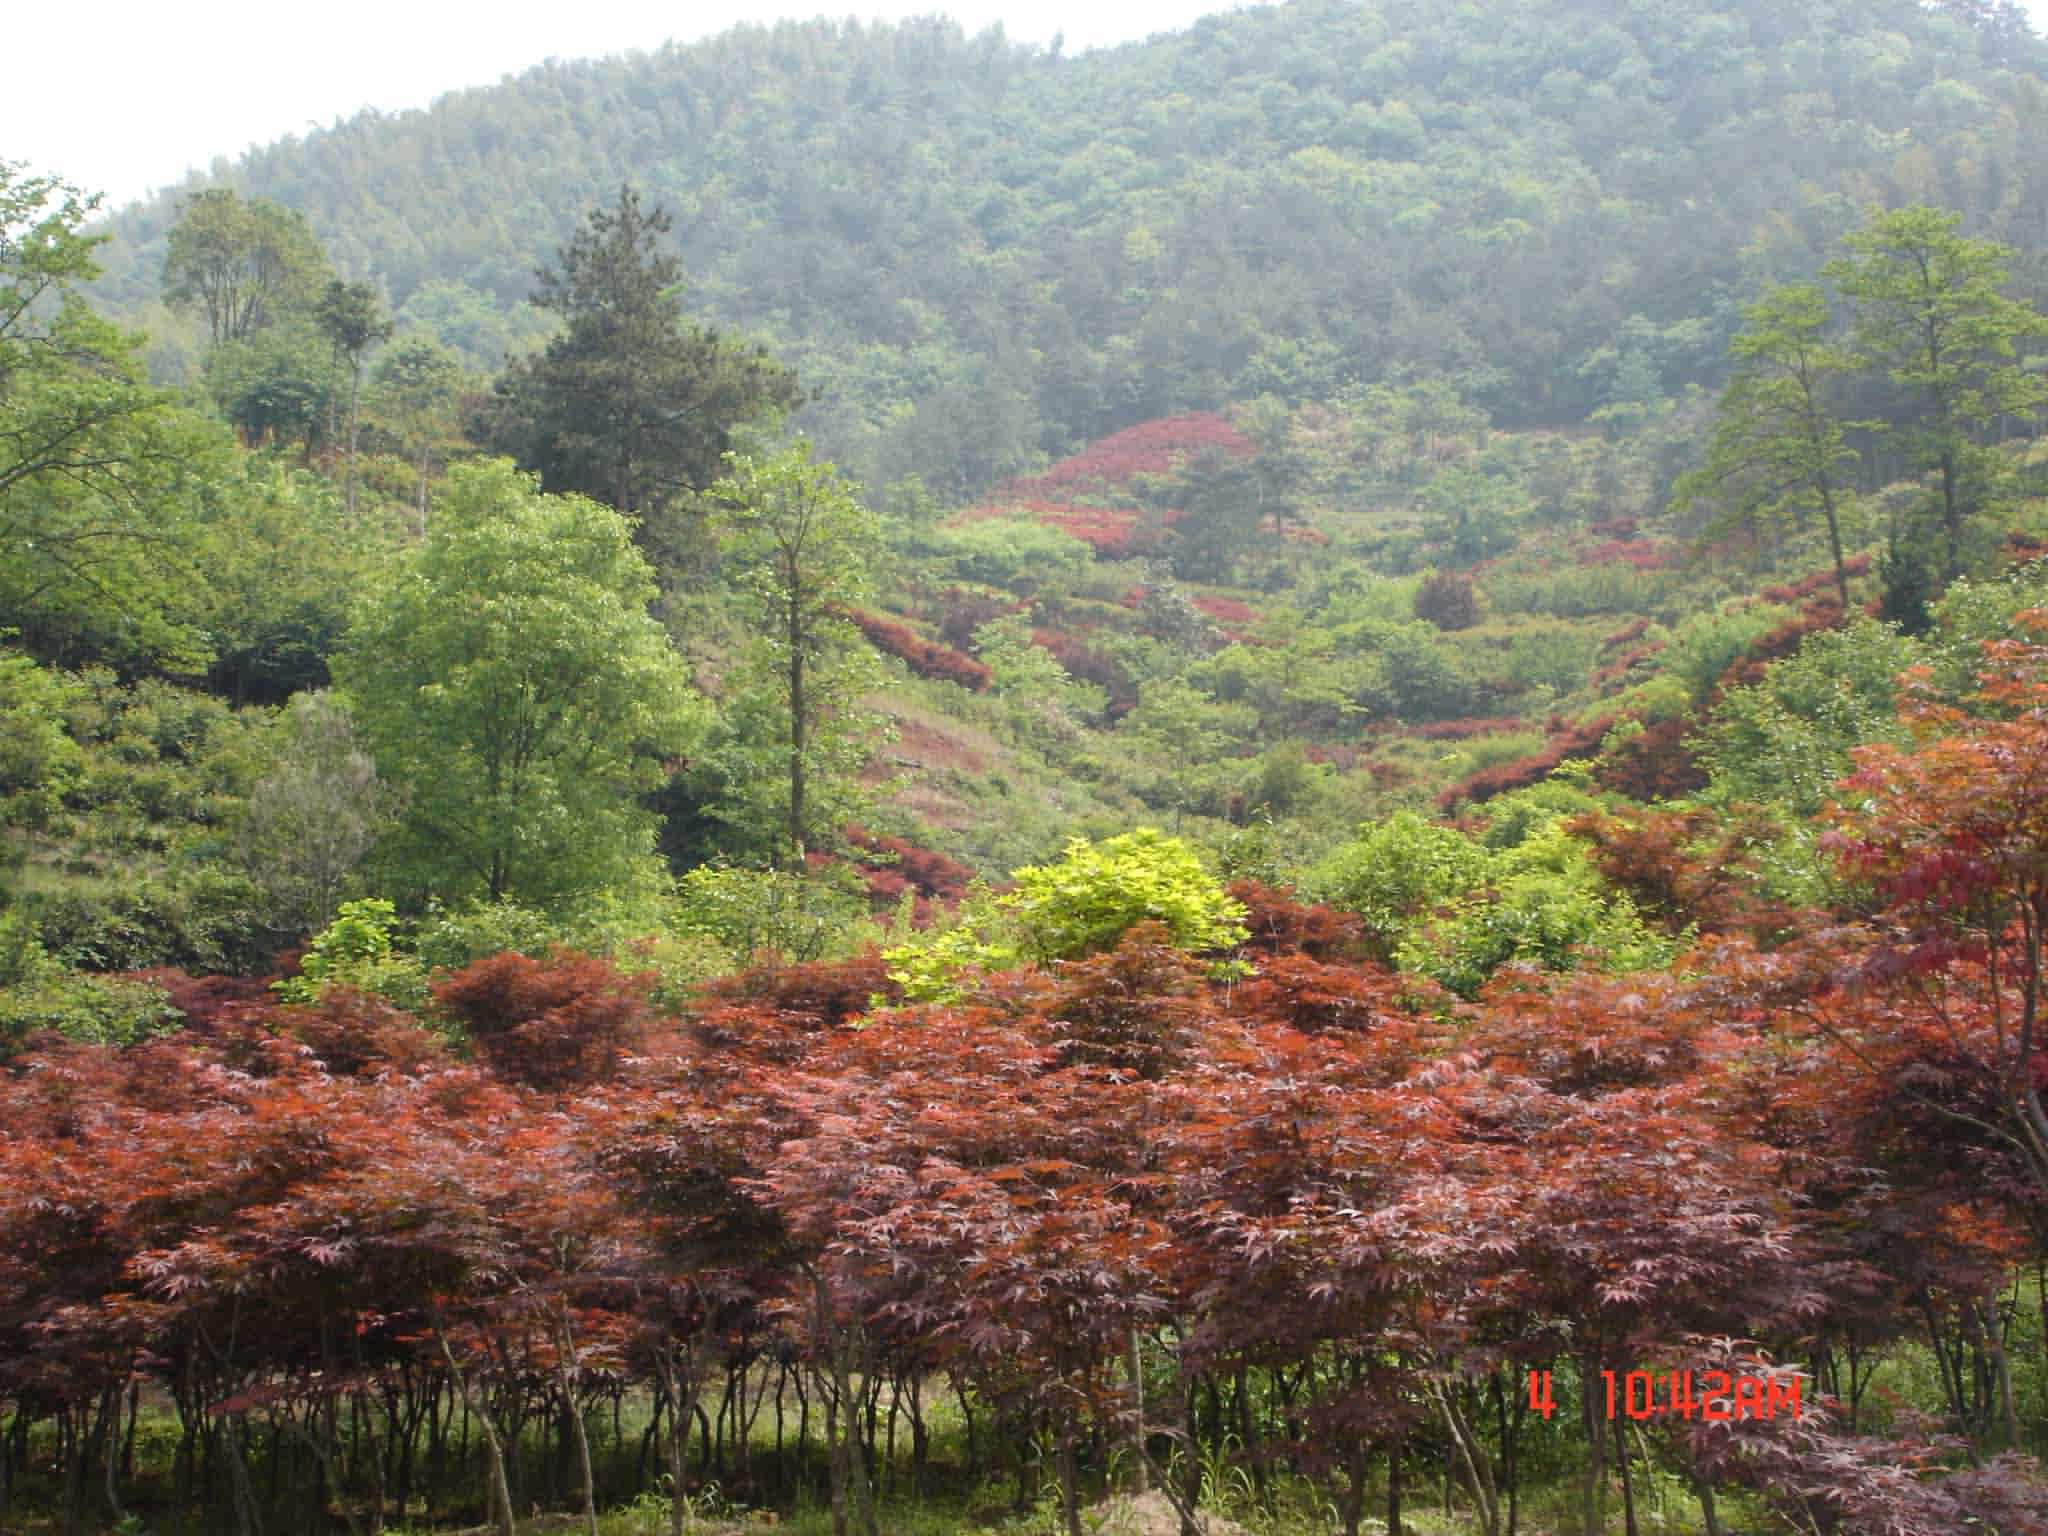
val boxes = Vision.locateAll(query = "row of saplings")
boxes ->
[2,861,2048,1536]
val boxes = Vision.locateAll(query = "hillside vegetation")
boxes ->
[88,0,2048,495]
[6,3,2048,1535]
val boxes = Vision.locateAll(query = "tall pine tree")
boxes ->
[485,186,802,571]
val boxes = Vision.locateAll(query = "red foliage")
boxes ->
[1589,714,1708,801]
[279,989,449,1077]
[1571,806,1793,938]
[846,825,975,903]
[1227,880,1370,961]
[1715,602,1846,694]
[1030,627,1136,714]
[849,609,991,690]
[127,967,274,1030]
[1582,537,1678,570]
[936,587,1017,653]
[1191,593,1259,627]
[1003,412,1254,501]
[433,948,654,1089]
[698,948,896,1031]
[1599,617,1651,651]
[1437,714,1618,810]
[1758,552,1872,604]
[1413,569,1480,630]
[1592,641,1665,688]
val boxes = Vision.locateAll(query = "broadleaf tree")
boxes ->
[708,443,886,863]
[1676,281,1861,611]
[1825,205,2048,581]
[336,458,708,909]
[1,161,228,669]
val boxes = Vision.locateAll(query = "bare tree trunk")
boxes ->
[437,1333,513,1536]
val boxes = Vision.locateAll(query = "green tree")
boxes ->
[708,444,884,862]
[370,334,467,524]
[162,187,330,347]
[1,163,228,669]
[1825,206,2048,580]
[237,692,398,934]
[487,186,802,566]
[314,280,393,518]
[335,459,707,908]
[1675,282,1861,610]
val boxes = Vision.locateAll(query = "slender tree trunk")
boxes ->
[437,1334,513,1536]
[788,604,806,864]
[555,1307,599,1536]
[1127,1330,1148,1495]
[345,359,363,520]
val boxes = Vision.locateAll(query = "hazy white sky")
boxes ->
[7,1,1235,209]
[8,0,2047,210]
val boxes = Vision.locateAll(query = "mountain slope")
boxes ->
[89,0,2048,496]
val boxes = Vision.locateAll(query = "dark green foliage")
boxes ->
[482,186,801,565]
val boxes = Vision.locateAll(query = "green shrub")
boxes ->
[0,918,178,1058]
[1304,810,1491,953]
[274,898,430,1010]
[885,829,1248,1001]
[673,863,868,965]
[1004,828,1247,964]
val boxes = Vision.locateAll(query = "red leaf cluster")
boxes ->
[1758,552,1872,604]
[433,949,653,1089]
[1030,627,1137,715]
[1437,714,1618,810]
[1588,714,1708,801]
[848,609,991,690]
[1413,569,1480,630]
[1002,412,1254,501]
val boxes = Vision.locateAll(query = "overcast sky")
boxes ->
[8,0,2048,210]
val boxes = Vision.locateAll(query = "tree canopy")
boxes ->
[334,458,707,908]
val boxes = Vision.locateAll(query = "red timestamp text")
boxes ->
[1525,1368,1802,1422]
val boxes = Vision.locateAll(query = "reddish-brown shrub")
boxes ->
[1592,642,1665,688]
[127,968,275,1031]
[1590,714,1707,802]
[1227,880,1369,961]
[1000,412,1254,501]
[1192,594,1260,627]
[1600,617,1651,651]
[1438,714,1617,810]
[281,990,448,1078]
[1413,570,1480,630]
[1714,602,1846,694]
[1233,952,1416,1033]
[699,948,897,1029]
[937,588,1016,653]
[1030,627,1137,715]
[849,610,991,691]
[847,825,976,902]
[434,949,654,1089]
[1758,553,1872,605]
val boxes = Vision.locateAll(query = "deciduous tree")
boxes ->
[336,459,707,907]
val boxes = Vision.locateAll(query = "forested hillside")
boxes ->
[10,3,2048,1535]
[90,0,2048,495]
